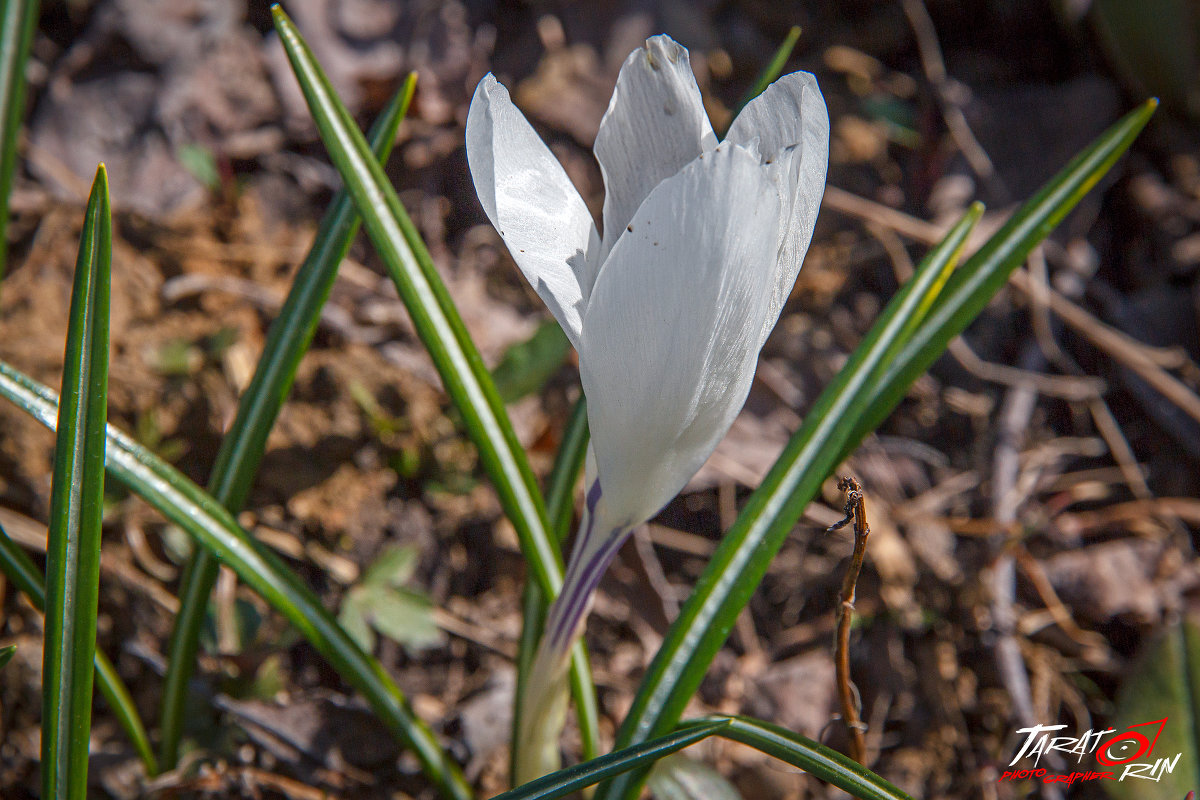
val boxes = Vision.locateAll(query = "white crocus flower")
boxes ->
[467,34,828,781]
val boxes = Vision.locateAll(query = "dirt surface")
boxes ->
[2,1,1199,799]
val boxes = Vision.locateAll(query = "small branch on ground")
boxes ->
[829,476,871,764]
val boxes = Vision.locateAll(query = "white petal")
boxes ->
[725,71,829,347]
[579,144,781,528]
[594,35,718,261]
[466,74,601,348]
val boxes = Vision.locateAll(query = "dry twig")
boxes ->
[902,0,1005,200]
[828,476,871,763]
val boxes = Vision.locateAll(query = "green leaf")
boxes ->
[843,98,1159,458]
[271,5,599,766]
[0,644,15,670]
[709,715,915,800]
[41,165,111,800]
[0,524,157,774]
[337,590,378,652]
[177,144,221,191]
[359,583,442,650]
[545,397,590,543]
[158,74,416,771]
[339,547,443,653]
[648,753,743,800]
[362,544,420,587]
[271,3,559,598]
[602,98,1156,800]
[492,320,571,404]
[491,719,730,800]
[0,0,38,278]
[732,25,802,121]
[0,360,473,800]
[1105,619,1200,800]
[553,406,600,762]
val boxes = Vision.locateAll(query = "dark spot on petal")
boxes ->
[627,224,633,232]
[519,249,524,252]
[653,242,659,246]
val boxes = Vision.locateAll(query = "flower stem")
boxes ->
[514,482,629,784]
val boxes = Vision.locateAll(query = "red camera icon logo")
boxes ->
[1096,718,1167,766]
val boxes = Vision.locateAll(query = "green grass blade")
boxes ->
[492,720,729,800]
[731,25,802,122]
[273,7,601,767]
[544,398,589,542]
[158,74,415,771]
[708,715,914,800]
[210,70,414,513]
[512,398,596,778]
[601,99,1155,800]
[0,361,473,800]
[0,524,157,773]
[550,400,599,764]
[0,0,37,278]
[0,643,14,669]
[271,6,561,593]
[841,98,1160,458]
[41,165,111,800]
[158,552,217,766]
[93,640,157,771]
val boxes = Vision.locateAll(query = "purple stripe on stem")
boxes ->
[547,530,627,650]
[544,507,596,646]
[585,479,601,515]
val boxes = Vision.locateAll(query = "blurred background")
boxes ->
[1,1,1199,798]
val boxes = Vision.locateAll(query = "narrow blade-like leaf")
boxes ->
[492,720,729,800]
[271,5,598,760]
[0,0,38,278]
[709,715,915,800]
[0,524,157,773]
[601,99,1155,800]
[545,398,590,542]
[42,165,111,800]
[271,3,559,604]
[513,397,596,778]
[0,360,472,800]
[0,643,15,669]
[550,401,596,760]
[732,25,802,120]
[158,73,415,771]
[843,99,1160,456]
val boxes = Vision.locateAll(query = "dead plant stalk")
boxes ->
[829,476,871,764]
